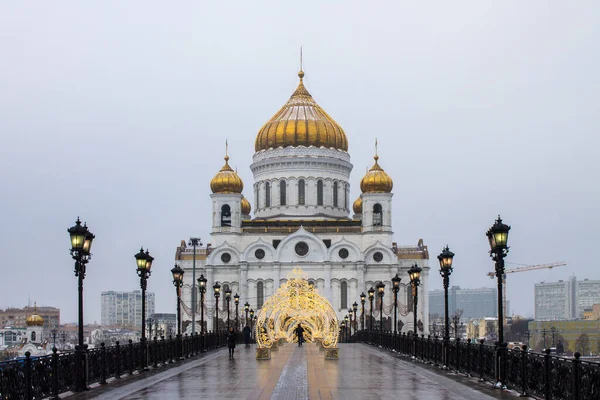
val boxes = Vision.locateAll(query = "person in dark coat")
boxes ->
[227,327,236,359]
[294,324,305,346]
[243,325,251,346]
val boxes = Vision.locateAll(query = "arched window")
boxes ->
[257,281,264,309]
[373,203,382,226]
[298,179,305,205]
[279,180,286,206]
[333,181,339,207]
[221,205,231,227]
[340,281,348,309]
[407,286,414,313]
[317,180,324,205]
[222,284,230,309]
[265,182,271,207]
[31,331,36,342]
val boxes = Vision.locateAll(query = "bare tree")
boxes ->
[575,333,590,355]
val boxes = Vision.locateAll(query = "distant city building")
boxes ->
[529,320,600,354]
[0,305,60,329]
[149,313,176,337]
[576,279,600,319]
[101,290,155,328]
[534,277,600,321]
[429,286,497,320]
[583,304,600,321]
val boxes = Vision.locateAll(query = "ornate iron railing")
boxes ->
[0,331,230,400]
[351,330,600,400]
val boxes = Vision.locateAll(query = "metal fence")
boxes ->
[0,331,231,400]
[352,330,600,400]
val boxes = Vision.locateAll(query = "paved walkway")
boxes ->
[70,343,521,400]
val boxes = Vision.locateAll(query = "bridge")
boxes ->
[1,331,598,399]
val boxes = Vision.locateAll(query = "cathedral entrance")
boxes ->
[255,269,339,359]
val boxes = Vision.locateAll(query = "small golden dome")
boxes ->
[360,155,393,193]
[241,196,251,215]
[353,196,363,214]
[210,155,244,194]
[255,70,348,152]
[26,304,44,327]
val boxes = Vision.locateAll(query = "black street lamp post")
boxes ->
[244,302,250,326]
[234,293,240,331]
[438,245,455,368]
[171,264,184,359]
[368,287,375,332]
[188,238,202,336]
[135,247,153,371]
[377,282,385,333]
[344,315,349,342]
[348,310,353,336]
[409,263,422,358]
[197,274,207,351]
[249,309,255,341]
[213,282,221,344]
[68,218,95,392]
[360,293,366,331]
[225,288,232,330]
[391,274,401,334]
[486,215,511,389]
[352,302,358,333]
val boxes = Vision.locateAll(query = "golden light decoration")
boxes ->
[255,268,339,349]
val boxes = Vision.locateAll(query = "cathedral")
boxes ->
[175,67,430,334]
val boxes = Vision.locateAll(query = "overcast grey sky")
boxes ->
[1,1,598,323]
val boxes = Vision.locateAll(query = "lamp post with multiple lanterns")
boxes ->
[244,302,250,326]
[68,218,95,392]
[171,264,184,358]
[188,238,202,336]
[135,247,153,371]
[391,274,401,334]
[486,216,511,389]
[437,245,455,368]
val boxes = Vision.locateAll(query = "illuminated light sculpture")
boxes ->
[255,268,339,359]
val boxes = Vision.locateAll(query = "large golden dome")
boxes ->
[241,196,251,215]
[210,155,244,194]
[255,70,348,152]
[360,155,393,193]
[26,304,44,327]
[353,196,363,214]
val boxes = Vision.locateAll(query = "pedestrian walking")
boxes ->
[227,327,236,359]
[294,324,305,347]
[243,325,251,346]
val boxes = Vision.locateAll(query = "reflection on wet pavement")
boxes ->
[106,343,519,400]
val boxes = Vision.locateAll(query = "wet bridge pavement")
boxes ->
[69,343,521,400]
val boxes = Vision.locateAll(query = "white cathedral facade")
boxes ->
[175,68,430,335]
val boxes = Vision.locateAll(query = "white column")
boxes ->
[324,263,332,302]
[273,263,281,289]
[240,263,248,304]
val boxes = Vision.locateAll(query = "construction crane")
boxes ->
[487,262,567,325]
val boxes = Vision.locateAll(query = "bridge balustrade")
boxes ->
[350,330,600,400]
[0,331,231,400]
